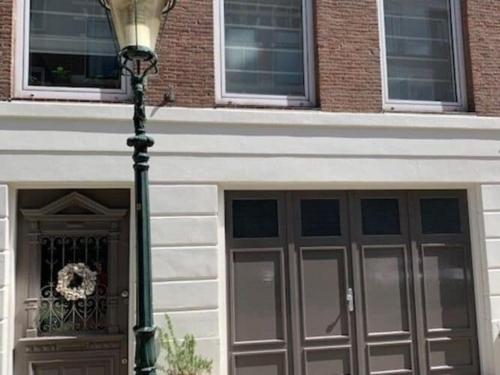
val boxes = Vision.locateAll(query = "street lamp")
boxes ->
[98,0,176,374]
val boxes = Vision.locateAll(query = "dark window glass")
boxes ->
[301,199,341,237]
[28,0,120,89]
[361,198,401,235]
[224,0,306,96]
[384,0,457,102]
[233,199,279,238]
[420,198,461,234]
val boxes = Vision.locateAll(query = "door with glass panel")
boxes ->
[226,190,479,375]
[409,191,479,375]
[291,192,357,375]
[14,190,130,375]
[226,192,293,375]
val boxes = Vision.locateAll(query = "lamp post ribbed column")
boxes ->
[97,1,176,372]
[127,63,157,375]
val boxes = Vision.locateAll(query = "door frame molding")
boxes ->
[468,185,496,375]
[5,183,135,375]
[219,184,495,375]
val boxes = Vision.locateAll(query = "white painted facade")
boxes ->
[1,101,500,374]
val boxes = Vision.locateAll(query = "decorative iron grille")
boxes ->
[38,236,108,335]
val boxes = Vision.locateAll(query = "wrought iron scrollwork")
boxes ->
[37,236,109,335]
[98,0,110,10]
[162,0,176,14]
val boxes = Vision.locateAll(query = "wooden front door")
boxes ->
[226,190,480,375]
[15,190,130,375]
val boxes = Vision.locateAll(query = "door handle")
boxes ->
[346,288,354,312]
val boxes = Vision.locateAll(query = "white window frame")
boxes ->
[378,0,467,112]
[14,0,130,101]
[214,0,316,107]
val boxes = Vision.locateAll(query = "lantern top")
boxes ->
[99,0,176,61]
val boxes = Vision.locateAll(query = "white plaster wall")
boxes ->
[0,186,8,375]
[1,102,500,374]
[480,185,500,373]
[0,102,499,185]
[150,185,220,373]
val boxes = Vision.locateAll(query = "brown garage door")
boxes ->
[225,190,479,375]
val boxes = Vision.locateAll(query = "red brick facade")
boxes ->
[0,0,13,101]
[0,0,499,116]
[148,0,215,107]
[465,0,500,116]
[315,0,382,112]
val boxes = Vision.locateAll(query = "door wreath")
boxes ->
[55,263,97,301]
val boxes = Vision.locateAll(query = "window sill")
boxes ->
[15,89,131,102]
[1,102,495,132]
[215,102,317,111]
[383,102,467,114]
[216,95,315,109]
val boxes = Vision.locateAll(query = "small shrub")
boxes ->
[158,314,213,375]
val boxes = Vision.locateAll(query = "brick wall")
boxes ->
[0,0,13,100]
[148,0,384,112]
[147,0,215,107]
[1,0,500,116]
[466,0,500,116]
[315,0,382,112]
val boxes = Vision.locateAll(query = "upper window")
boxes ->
[15,0,128,100]
[217,0,314,107]
[380,0,466,111]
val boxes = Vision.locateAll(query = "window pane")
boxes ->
[420,198,461,234]
[384,0,457,102]
[224,0,305,96]
[361,199,401,235]
[233,199,279,238]
[301,199,341,237]
[29,0,120,89]
[233,251,284,342]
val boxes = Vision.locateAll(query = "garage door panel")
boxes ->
[299,247,349,339]
[362,245,411,336]
[367,343,413,374]
[226,191,478,375]
[428,338,475,371]
[304,348,351,375]
[32,358,112,375]
[422,245,471,331]
[232,249,287,343]
[234,352,288,375]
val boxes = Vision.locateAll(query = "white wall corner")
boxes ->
[0,290,7,322]
[0,351,5,375]
[148,184,221,375]
[474,184,500,374]
[0,186,7,219]
[0,253,9,289]
[482,185,500,212]
[0,220,7,253]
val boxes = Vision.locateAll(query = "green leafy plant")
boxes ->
[158,314,213,375]
[51,66,70,79]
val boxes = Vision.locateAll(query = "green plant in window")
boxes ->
[157,314,213,375]
[52,66,71,79]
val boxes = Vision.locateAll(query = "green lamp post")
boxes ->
[98,0,176,374]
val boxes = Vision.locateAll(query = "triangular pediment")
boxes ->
[21,192,127,219]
